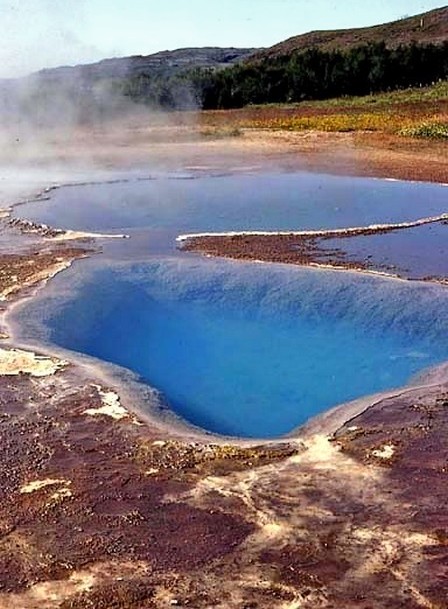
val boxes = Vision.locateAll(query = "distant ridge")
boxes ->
[30,47,259,84]
[249,6,448,62]
[0,46,262,122]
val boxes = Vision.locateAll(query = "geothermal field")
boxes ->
[0,3,447,609]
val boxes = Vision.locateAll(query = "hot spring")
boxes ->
[11,171,448,438]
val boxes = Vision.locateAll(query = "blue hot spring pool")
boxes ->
[12,171,448,438]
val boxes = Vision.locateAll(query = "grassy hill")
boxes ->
[249,6,448,62]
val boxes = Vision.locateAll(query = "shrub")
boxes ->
[399,121,448,139]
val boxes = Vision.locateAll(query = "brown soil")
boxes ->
[0,247,88,306]
[0,353,447,608]
[181,232,387,271]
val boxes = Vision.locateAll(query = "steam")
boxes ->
[0,0,203,178]
[0,0,100,78]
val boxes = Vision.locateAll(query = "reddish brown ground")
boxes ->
[0,350,446,608]
[180,221,448,283]
[181,232,381,273]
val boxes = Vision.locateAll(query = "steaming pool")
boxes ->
[11,171,448,438]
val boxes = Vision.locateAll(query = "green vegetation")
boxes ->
[115,7,448,112]
[199,79,448,138]
[199,42,448,109]
[400,121,448,139]
[115,41,448,112]
[289,79,448,109]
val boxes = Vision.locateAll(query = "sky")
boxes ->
[0,0,445,78]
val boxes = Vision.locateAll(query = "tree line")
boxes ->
[119,41,448,109]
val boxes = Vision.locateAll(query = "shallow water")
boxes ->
[323,220,448,279]
[12,171,448,438]
[15,171,448,234]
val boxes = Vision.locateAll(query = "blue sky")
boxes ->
[0,0,445,77]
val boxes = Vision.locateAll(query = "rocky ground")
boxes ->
[0,122,447,608]
[0,317,447,608]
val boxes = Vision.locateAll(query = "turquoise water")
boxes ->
[26,257,448,438]
[13,172,448,438]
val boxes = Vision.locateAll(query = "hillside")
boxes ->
[250,6,448,62]
[32,47,259,85]
[0,46,260,123]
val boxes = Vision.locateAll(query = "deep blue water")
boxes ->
[22,256,448,438]
[13,171,448,438]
